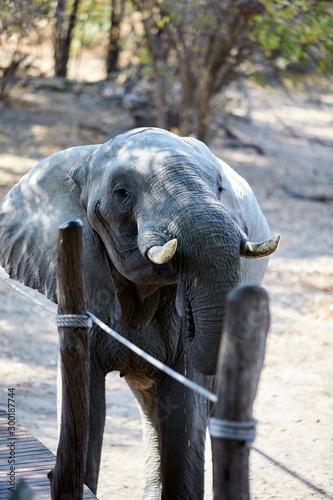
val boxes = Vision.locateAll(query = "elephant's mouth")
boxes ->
[183,288,195,344]
[176,283,195,346]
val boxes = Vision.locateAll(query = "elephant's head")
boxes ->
[0,128,279,375]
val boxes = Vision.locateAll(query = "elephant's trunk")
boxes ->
[141,198,278,376]
[174,208,243,375]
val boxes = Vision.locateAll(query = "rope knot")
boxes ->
[55,314,92,329]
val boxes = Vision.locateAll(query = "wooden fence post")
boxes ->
[48,219,90,500]
[210,283,270,500]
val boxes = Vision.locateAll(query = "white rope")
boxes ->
[209,417,257,443]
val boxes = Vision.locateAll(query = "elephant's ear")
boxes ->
[0,145,119,321]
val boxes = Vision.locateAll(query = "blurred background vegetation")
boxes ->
[1,0,332,142]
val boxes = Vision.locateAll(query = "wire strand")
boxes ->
[251,445,333,500]
[1,273,333,499]
[88,312,217,403]
[0,275,56,315]
[0,274,217,403]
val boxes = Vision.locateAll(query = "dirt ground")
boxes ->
[0,76,332,500]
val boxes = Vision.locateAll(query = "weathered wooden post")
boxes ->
[210,283,270,500]
[48,219,91,500]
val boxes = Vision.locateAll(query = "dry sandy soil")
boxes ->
[0,76,332,499]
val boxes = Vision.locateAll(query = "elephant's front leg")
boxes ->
[157,366,211,500]
[129,382,162,500]
[85,356,106,494]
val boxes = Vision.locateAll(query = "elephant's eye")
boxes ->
[217,184,224,197]
[114,188,129,199]
[216,176,224,197]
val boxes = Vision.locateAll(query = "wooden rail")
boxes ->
[0,410,96,499]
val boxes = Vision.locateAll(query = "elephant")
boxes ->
[0,127,279,499]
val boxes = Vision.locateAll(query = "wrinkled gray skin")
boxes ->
[0,128,271,499]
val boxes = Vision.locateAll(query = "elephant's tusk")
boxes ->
[147,239,178,265]
[240,233,280,259]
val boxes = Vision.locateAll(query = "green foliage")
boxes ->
[251,0,333,71]
[149,0,220,36]
[70,0,111,55]
[0,0,51,39]
[137,47,151,65]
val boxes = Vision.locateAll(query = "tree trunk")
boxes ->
[195,60,236,142]
[150,32,167,129]
[196,75,213,142]
[178,1,264,142]
[179,62,197,136]
[106,0,123,76]
[54,0,80,77]
[140,9,167,129]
